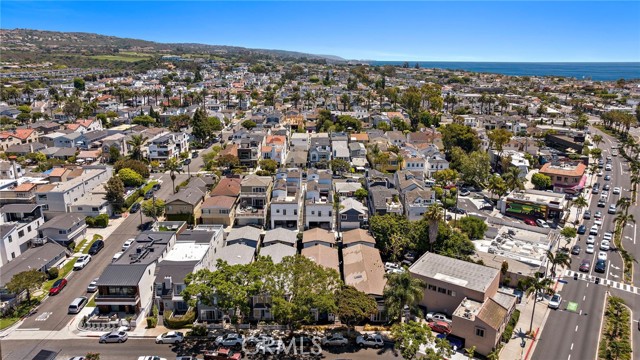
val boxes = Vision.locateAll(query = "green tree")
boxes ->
[6,269,45,305]
[523,277,554,332]
[73,78,86,91]
[165,158,183,194]
[118,168,144,187]
[108,146,121,164]
[459,151,491,187]
[573,195,588,222]
[440,123,481,153]
[190,108,211,144]
[218,154,240,169]
[354,188,368,202]
[335,285,378,332]
[132,115,156,127]
[330,158,351,173]
[383,270,426,322]
[391,321,434,360]
[503,166,525,192]
[456,216,488,239]
[241,120,256,130]
[127,135,149,160]
[84,353,100,360]
[114,159,150,179]
[369,214,412,257]
[142,198,165,220]
[259,159,278,174]
[531,173,552,190]
[424,204,444,251]
[487,128,513,157]
[560,226,577,248]
[104,176,125,211]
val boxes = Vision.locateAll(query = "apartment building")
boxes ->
[0,204,45,267]
[235,175,272,226]
[148,132,189,163]
[270,179,301,230]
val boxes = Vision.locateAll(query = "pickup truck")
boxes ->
[215,333,244,348]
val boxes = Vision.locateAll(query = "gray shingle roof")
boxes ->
[263,228,297,245]
[97,264,149,286]
[227,226,262,243]
[39,213,85,230]
[409,252,499,293]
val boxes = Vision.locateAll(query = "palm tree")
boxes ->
[573,195,588,222]
[614,212,635,232]
[486,174,506,200]
[616,197,631,215]
[592,134,603,148]
[126,134,148,161]
[524,277,554,333]
[424,204,444,251]
[383,271,426,323]
[503,167,525,192]
[164,158,183,194]
[546,250,571,276]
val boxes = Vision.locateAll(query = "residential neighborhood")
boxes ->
[0,27,639,360]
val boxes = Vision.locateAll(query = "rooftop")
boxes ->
[164,241,209,262]
[409,252,499,293]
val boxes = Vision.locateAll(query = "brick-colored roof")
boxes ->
[540,162,586,177]
[342,244,387,296]
[202,195,236,209]
[210,177,242,197]
[266,135,286,145]
[49,167,67,177]
[477,298,508,330]
[0,129,35,141]
[350,133,369,142]
[342,229,376,245]
[13,183,36,192]
[66,124,83,131]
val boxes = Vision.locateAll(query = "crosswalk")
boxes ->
[563,270,639,295]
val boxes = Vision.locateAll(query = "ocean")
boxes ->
[369,61,640,81]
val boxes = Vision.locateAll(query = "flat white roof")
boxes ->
[164,241,209,262]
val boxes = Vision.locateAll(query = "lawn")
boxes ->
[83,234,104,254]
[41,257,77,294]
[0,299,42,330]
[90,55,151,62]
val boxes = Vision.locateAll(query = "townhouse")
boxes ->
[148,132,189,163]
[235,175,273,226]
[0,204,45,267]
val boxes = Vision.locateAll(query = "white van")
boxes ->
[68,296,88,314]
[112,251,124,262]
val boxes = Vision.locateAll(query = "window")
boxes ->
[358,214,364,220]
[77,207,83,211]
[41,204,48,211]
[7,235,12,243]
[283,210,287,216]
[475,328,485,337]
[219,209,229,214]
[428,284,437,291]
[317,211,322,217]
[276,209,280,213]
[11,252,15,259]
[311,211,315,215]
[27,226,31,232]
[18,230,24,238]
[447,290,456,297]
[437,287,447,294]
[38,194,47,200]
[92,207,99,211]
[59,230,67,235]
[341,215,347,220]
[294,209,297,215]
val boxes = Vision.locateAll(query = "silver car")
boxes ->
[99,330,128,343]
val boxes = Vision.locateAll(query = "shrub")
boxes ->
[118,168,144,187]
[85,216,95,227]
[94,214,109,228]
[146,316,157,328]
[164,308,196,329]
[190,325,208,337]
[501,309,521,343]
[47,267,59,280]
[67,241,76,252]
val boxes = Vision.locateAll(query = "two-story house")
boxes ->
[301,228,339,274]
[308,135,332,165]
[236,133,265,168]
[339,198,368,230]
[270,179,301,230]
[0,182,38,205]
[148,132,189,163]
[201,177,242,226]
[425,154,450,178]
[0,204,45,267]
[304,180,334,230]
[37,213,87,246]
[409,252,517,356]
[262,135,288,165]
[226,226,262,248]
[404,188,436,221]
[290,133,310,151]
[165,187,206,224]
[0,161,24,180]
[236,175,272,226]
[368,185,403,216]
[342,244,387,322]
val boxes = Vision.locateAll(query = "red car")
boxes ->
[429,321,452,335]
[524,219,536,226]
[49,278,67,295]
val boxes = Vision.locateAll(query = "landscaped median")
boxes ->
[598,295,632,360]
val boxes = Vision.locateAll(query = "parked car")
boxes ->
[246,333,274,346]
[577,225,586,235]
[571,245,581,255]
[356,334,384,348]
[137,356,166,360]
[122,239,135,251]
[603,232,613,241]
[613,187,621,195]
[130,202,141,213]
[536,219,550,228]
[155,331,184,344]
[99,331,128,343]
[426,312,452,323]
[459,189,471,196]
[598,252,608,261]
[203,347,242,360]
[594,211,603,219]
[215,333,244,348]
[73,255,92,270]
[595,259,607,273]
[586,244,595,254]
[183,158,192,166]
[600,240,611,251]
[49,278,68,295]
[112,252,124,262]
[604,175,611,181]
[579,259,591,272]
[429,321,452,335]
[587,235,596,244]
[321,334,348,347]
[152,183,161,191]
[582,210,591,220]
[88,240,104,255]
[589,225,599,236]
[548,294,562,309]
[87,278,99,292]
[524,219,537,226]
[144,190,154,200]
[597,199,606,207]
[192,151,199,158]
[608,205,617,214]
[603,184,611,191]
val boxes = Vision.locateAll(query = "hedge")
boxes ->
[124,189,143,209]
[164,308,196,329]
[501,309,521,343]
[85,214,109,228]
[166,213,195,225]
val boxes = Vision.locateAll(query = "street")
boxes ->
[0,338,402,360]
[534,126,640,360]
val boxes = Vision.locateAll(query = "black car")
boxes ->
[571,245,581,255]
[152,183,161,191]
[577,225,586,235]
[144,190,154,200]
[192,151,199,158]
[183,158,192,165]
[594,259,606,273]
[88,240,104,255]
[130,202,141,213]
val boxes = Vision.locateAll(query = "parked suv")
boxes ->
[88,240,104,255]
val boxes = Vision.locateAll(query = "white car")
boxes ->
[356,333,384,348]
[122,239,135,251]
[87,278,99,292]
[613,187,621,195]
[589,225,599,236]
[586,244,595,254]
[594,219,603,227]
[536,219,550,228]
[321,334,349,346]
[597,171,603,177]
[587,235,596,244]
[548,294,562,309]
[155,331,184,344]
[112,252,124,262]
[605,164,612,171]
[598,252,608,261]
[137,357,167,360]
[600,240,611,251]
[426,312,452,323]
[73,255,92,270]
[603,232,613,241]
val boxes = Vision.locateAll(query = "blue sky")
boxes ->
[2,1,639,62]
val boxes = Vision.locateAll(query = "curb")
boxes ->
[523,327,539,360]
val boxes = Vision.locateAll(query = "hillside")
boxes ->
[0,28,345,63]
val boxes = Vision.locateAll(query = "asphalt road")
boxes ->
[0,338,402,360]
[534,125,640,360]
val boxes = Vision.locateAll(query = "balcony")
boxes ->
[235,207,265,217]
[95,293,140,305]
[239,192,268,198]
